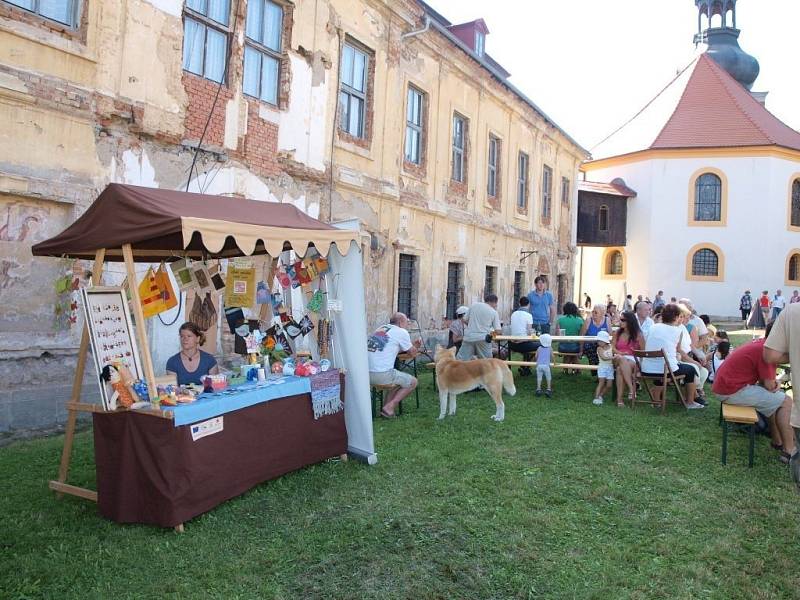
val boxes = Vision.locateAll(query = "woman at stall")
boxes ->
[166,321,220,385]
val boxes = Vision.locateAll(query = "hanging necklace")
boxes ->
[181,350,198,362]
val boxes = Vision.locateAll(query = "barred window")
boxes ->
[5,0,80,27]
[606,250,623,275]
[404,86,424,165]
[445,262,463,319]
[561,177,570,206]
[183,0,231,83]
[484,265,497,297]
[789,254,800,282]
[791,179,800,227]
[694,173,722,221]
[243,0,283,105]
[598,205,609,232]
[692,248,719,276]
[339,42,369,138]
[397,254,417,319]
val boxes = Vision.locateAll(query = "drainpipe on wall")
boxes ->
[327,28,344,223]
[401,16,430,40]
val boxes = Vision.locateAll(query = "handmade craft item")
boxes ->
[170,258,195,291]
[100,363,140,409]
[155,263,178,311]
[306,289,324,313]
[224,306,245,334]
[225,265,256,307]
[256,281,271,304]
[138,266,167,318]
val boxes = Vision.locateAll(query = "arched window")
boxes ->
[598,205,609,232]
[788,253,800,283]
[694,173,722,221]
[692,248,719,277]
[606,250,623,275]
[791,179,800,228]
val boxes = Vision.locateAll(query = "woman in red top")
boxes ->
[759,291,771,324]
[612,311,645,407]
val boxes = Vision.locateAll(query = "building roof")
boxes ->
[590,53,800,161]
[578,180,637,198]
[415,1,588,156]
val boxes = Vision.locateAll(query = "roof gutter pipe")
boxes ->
[401,16,430,39]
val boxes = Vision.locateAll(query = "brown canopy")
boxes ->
[32,183,359,261]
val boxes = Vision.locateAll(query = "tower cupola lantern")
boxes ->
[694,0,759,90]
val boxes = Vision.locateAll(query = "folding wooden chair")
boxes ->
[632,349,685,413]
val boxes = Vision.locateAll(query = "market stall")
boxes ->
[32,183,375,529]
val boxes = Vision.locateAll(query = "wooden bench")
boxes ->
[371,384,403,418]
[720,403,758,467]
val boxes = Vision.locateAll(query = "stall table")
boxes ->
[93,375,346,528]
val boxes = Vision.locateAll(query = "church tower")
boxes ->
[694,0,759,90]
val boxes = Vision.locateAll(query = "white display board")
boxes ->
[80,286,143,410]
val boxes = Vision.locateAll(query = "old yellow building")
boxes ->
[0,0,584,432]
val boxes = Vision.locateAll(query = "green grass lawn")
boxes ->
[2,363,799,599]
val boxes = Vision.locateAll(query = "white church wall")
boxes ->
[581,153,800,317]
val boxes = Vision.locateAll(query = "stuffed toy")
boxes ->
[100,363,140,409]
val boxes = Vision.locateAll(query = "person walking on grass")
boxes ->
[772,290,786,322]
[534,333,553,397]
[592,330,614,406]
[739,290,753,322]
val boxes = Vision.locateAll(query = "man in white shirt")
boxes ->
[509,296,535,375]
[367,312,418,417]
[634,300,654,340]
[772,289,786,321]
[457,294,502,360]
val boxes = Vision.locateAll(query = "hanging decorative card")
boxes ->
[284,319,303,339]
[224,306,245,334]
[256,281,271,304]
[298,315,315,336]
[276,265,291,289]
[245,329,264,354]
[277,302,290,323]
[309,368,342,419]
[170,258,196,292]
[285,262,301,288]
[313,255,329,276]
[209,263,226,292]
[294,261,313,285]
[307,289,324,313]
[138,266,167,318]
[80,286,143,411]
[155,263,178,311]
[192,263,213,294]
[304,259,319,281]
[225,265,256,307]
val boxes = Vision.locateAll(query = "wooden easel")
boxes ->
[50,245,182,531]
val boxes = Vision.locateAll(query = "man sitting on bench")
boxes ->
[713,323,796,464]
[509,296,536,376]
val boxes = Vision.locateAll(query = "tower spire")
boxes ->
[693,0,759,90]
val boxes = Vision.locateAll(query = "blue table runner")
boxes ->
[169,376,311,426]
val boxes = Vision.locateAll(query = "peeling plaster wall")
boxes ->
[0,0,334,434]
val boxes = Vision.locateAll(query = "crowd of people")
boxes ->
[739,289,800,328]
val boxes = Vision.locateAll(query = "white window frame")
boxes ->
[243,0,283,105]
[452,113,466,183]
[4,0,80,27]
[404,86,424,165]
[517,152,529,209]
[182,0,231,84]
[339,41,369,139]
[487,135,499,197]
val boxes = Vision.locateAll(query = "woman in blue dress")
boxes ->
[165,322,220,385]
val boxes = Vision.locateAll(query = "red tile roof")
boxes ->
[652,53,800,151]
[578,180,637,198]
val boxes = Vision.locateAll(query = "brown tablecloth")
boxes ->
[93,386,346,528]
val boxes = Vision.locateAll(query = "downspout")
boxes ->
[401,16,430,40]
[327,26,343,222]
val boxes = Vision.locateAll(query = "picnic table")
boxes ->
[494,335,601,371]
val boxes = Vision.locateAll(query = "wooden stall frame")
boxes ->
[51,247,183,530]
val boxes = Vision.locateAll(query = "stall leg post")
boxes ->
[122,244,158,400]
[55,249,105,497]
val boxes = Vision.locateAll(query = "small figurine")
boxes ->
[100,363,140,409]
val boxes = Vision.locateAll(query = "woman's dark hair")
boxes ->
[717,340,731,359]
[562,301,579,317]
[653,304,664,316]
[661,303,681,324]
[619,311,641,341]
[179,321,206,347]
[699,314,710,325]
[717,330,729,339]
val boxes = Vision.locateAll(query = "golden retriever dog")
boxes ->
[434,346,516,421]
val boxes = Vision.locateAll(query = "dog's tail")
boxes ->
[502,364,516,396]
